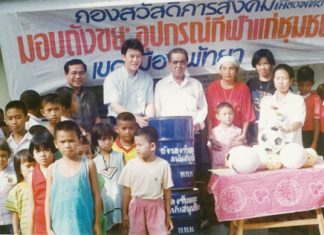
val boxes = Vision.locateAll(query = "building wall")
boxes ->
[0,50,10,109]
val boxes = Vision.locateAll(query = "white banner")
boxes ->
[1,0,324,99]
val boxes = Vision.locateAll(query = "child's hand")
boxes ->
[93,223,101,235]
[166,216,173,233]
[208,135,223,151]
[232,134,246,147]
[123,214,130,232]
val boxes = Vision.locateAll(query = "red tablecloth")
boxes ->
[209,164,324,221]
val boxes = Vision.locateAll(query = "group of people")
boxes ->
[0,101,171,235]
[207,50,324,168]
[0,37,324,235]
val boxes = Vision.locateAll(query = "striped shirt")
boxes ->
[5,181,30,235]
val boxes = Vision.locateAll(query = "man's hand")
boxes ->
[135,115,148,127]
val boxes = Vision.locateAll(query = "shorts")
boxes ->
[128,198,169,235]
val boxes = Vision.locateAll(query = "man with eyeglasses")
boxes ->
[64,59,101,133]
[154,47,207,134]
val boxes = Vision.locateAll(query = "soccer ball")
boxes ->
[279,143,306,169]
[259,127,285,153]
[252,145,282,170]
[227,146,260,174]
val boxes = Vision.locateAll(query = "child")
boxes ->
[45,120,101,235]
[28,124,51,136]
[92,122,124,232]
[0,138,16,234]
[77,134,107,235]
[28,131,56,235]
[297,66,321,150]
[77,135,95,159]
[20,90,43,130]
[40,93,63,136]
[118,126,173,235]
[55,87,88,137]
[55,86,78,121]
[5,149,36,235]
[208,102,242,168]
[5,101,33,154]
[316,83,324,156]
[29,125,62,160]
[113,112,138,163]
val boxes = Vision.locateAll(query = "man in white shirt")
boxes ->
[103,38,154,127]
[154,47,209,225]
[154,47,207,133]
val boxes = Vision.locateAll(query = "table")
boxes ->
[208,164,324,235]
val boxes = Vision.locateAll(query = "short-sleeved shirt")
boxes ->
[103,66,154,117]
[302,92,321,131]
[5,182,30,235]
[25,114,42,131]
[118,157,173,199]
[259,91,306,144]
[71,86,99,132]
[112,137,136,163]
[7,132,32,155]
[206,80,255,128]
[154,74,208,128]
[0,164,17,225]
[210,124,242,167]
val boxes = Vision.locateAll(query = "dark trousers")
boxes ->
[302,130,314,148]
[194,128,211,182]
[194,128,215,221]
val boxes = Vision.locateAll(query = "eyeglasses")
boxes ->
[171,60,187,66]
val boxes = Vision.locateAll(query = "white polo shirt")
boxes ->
[154,74,208,128]
[103,66,154,117]
[25,113,42,131]
[7,131,32,155]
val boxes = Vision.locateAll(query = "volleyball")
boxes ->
[279,143,306,169]
[227,146,260,174]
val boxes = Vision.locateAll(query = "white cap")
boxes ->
[217,56,240,72]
